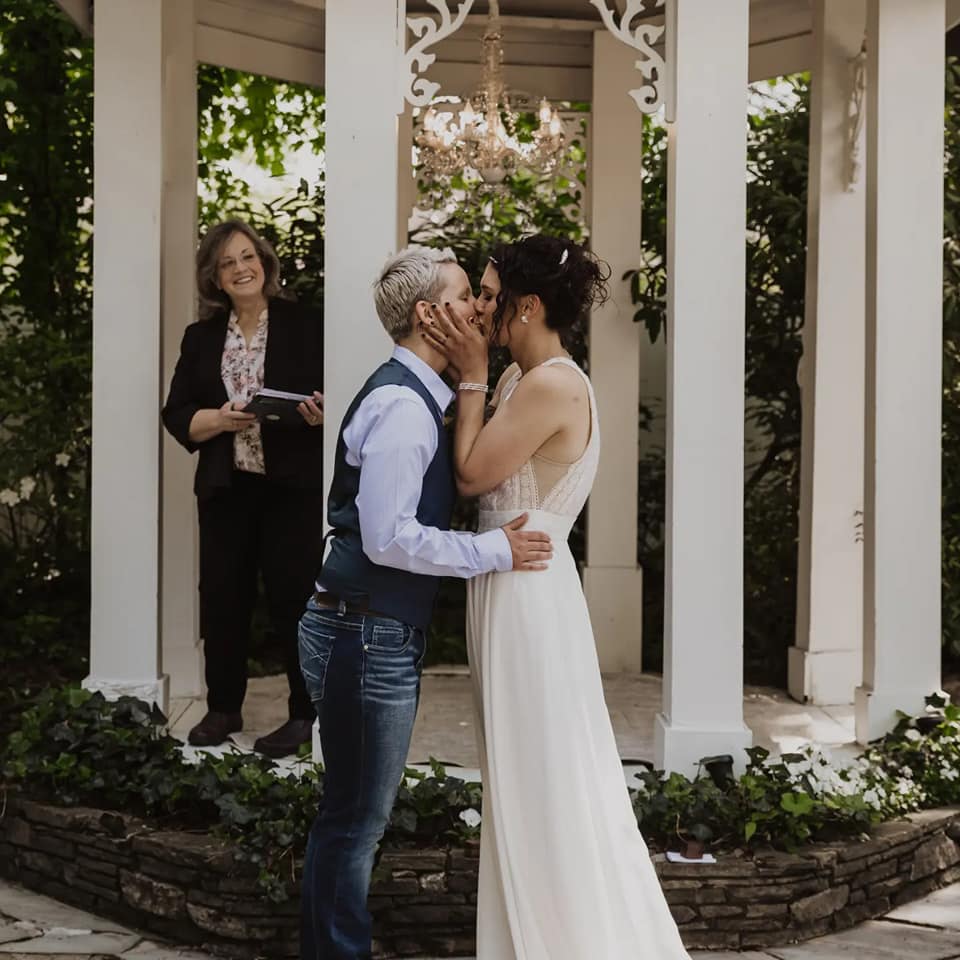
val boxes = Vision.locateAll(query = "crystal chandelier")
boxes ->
[416,0,566,186]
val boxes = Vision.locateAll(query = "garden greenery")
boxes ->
[2,689,958,902]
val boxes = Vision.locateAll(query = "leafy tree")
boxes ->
[941,60,960,664]
[196,66,326,305]
[0,0,93,687]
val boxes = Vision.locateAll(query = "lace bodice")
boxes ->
[479,357,600,518]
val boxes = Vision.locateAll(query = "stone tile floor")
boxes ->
[2,878,960,958]
[168,669,863,778]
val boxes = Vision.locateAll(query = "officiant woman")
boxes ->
[162,218,323,758]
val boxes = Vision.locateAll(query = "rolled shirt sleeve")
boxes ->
[348,389,512,578]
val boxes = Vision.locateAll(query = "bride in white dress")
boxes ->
[425,235,691,960]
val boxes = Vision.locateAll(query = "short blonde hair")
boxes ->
[373,246,458,341]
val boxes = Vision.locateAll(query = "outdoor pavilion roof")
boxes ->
[54,0,960,92]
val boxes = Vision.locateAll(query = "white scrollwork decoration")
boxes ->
[846,37,867,191]
[403,0,476,108]
[589,0,667,114]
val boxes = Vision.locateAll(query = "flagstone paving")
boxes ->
[2,878,960,959]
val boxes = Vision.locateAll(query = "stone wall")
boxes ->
[659,809,960,950]
[1,797,959,956]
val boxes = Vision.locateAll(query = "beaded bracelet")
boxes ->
[458,382,490,394]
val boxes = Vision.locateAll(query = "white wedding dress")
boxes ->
[466,358,691,960]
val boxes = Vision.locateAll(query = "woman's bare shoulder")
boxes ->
[515,360,587,399]
[490,362,522,408]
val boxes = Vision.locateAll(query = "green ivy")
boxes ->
[0,689,484,902]
[4,689,958,902]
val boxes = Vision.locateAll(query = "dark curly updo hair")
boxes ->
[488,234,610,343]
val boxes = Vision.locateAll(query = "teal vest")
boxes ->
[316,358,455,629]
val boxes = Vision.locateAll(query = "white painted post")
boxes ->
[160,0,203,702]
[655,0,753,776]
[323,0,403,505]
[397,104,416,251]
[856,0,944,742]
[316,0,404,761]
[87,0,196,709]
[788,0,866,707]
[583,31,645,674]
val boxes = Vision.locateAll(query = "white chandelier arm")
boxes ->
[589,0,670,116]
[403,0,476,108]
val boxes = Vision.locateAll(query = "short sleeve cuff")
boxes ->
[475,527,512,573]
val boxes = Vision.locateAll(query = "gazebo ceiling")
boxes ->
[189,0,816,92]
[54,0,960,94]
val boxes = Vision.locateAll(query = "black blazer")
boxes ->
[162,297,323,502]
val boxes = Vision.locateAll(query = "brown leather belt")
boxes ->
[311,591,391,619]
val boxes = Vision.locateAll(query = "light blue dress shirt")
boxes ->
[318,346,512,585]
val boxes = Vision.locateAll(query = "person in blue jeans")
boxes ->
[298,245,552,960]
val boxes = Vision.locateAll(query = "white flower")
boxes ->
[18,476,36,500]
[458,808,481,829]
[905,729,923,742]
[0,488,20,507]
[49,494,57,507]
[941,766,959,782]
[55,452,70,468]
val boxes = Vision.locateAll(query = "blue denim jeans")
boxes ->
[297,597,426,960]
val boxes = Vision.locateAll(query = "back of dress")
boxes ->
[477,357,599,519]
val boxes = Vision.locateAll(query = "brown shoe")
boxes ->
[187,710,243,747]
[253,718,314,759]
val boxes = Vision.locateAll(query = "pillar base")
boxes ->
[163,636,204,701]
[787,647,859,706]
[82,674,169,714]
[582,565,643,673]
[654,713,753,778]
[311,719,324,765]
[854,683,941,745]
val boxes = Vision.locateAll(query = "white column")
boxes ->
[788,0,866,707]
[316,0,403,764]
[397,104,416,251]
[583,31,645,674]
[323,0,402,502]
[87,0,194,709]
[856,0,944,742]
[160,0,203,701]
[655,0,753,776]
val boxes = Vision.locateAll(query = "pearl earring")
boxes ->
[520,314,528,324]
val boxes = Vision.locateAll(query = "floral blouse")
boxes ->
[221,308,269,474]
